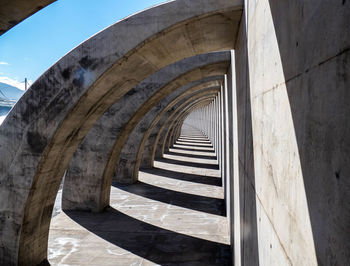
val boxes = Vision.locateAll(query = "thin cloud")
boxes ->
[0,62,9,65]
[0,76,32,91]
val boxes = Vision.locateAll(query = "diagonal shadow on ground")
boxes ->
[113,181,226,216]
[166,150,217,160]
[140,167,222,186]
[66,208,231,265]
[158,157,219,170]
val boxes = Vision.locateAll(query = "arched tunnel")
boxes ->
[0,0,349,265]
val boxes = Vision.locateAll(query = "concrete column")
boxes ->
[223,74,232,236]
[219,88,225,194]
[218,91,223,177]
[229,50,241,266]
[216,94,220,160]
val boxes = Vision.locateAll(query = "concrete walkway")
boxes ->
[48,127,230,265]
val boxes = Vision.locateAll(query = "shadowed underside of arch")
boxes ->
[62,51,229,212]
[151,91,218,167]
[0,1,242,264]
[3,0,348,265]
[109,62,229,183]
[63,82,222,211]
[161,98,211,155]
[167,96,218,147]
[113,87,221,185]
[133,87,222,180]
[136,83,221,169]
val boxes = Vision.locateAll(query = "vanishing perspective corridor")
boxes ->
[48,126,231,265]
[1,1,349,265]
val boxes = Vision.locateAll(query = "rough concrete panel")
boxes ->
[62,52,229,212]
[245,0,350,265]
[0,1,242,264]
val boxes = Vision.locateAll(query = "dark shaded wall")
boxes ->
[233,15,260,266]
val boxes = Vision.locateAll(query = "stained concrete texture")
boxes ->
[0,2,242,262]
[48,128,230,265]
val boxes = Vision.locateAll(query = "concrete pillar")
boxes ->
[223,74,232,238]
[229,50,241,266]
[220,87,225,197]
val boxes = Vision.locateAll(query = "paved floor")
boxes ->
[48,126,230,265]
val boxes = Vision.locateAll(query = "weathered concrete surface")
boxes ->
[62,52,229,212]
[151,93,217,167]
[235,0,350,265]
[0,1,242,264]
[64,84,219,212]
[163,107,193,152]
[138,79,221,169]
[3,0,347,265]
[113,87,220,184]
[0,0,55,35]
[48,129,230,265]
[162,103,203,154]
[107,65,225,184]
[118,91,217,181]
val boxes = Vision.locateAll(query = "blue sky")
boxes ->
[0,0,167,90]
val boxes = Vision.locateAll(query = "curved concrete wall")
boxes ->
[138,78,222,169]
[151,91,217,164]
[112,63,228,184]
[62,51,229,212]
[0,0,242,264]
[115,86,221,183]
[1,0,348,265]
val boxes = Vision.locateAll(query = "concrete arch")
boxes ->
[172,109,199,144]
[138,81,221,168]
[0,1,242,264]
[64,66,226,213]
[168,105,204,149]
[165,97,218,150]
[111,63,228,184]
[161,98,217,150]
[115,87,221,184]
[171,105,209,148]
[151,91,218,166]
[134,83,222,171]
[2,0,348,265]
[135,87,222,178]
[161,100,207,154]
[62,52,229,212]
